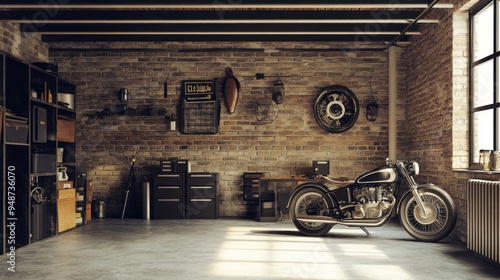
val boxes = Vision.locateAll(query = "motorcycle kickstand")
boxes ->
[359,227,371,236]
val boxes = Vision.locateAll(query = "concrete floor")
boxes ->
[1,218,500,280]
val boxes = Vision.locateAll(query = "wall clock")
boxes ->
[313,85,359,133]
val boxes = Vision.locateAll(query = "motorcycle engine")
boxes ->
[351,185,393,219]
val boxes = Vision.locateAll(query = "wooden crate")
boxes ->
[57,116,76,142]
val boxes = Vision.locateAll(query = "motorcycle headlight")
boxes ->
[406,161,420,176]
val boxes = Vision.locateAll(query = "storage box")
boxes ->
[32,154,56,173]
[57,180,73,190]
[57,198,76,233]
[58,188,76,199]
[57,117,76,142]
[313,160,330,176]
[5,119,28,144]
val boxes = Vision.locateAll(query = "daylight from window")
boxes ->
[471,1,497,163]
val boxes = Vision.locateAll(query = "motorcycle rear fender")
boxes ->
[286,182,333,209]
[395,183,437,215]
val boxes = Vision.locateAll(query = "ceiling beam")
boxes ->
[37,31,421,36]
[0,10,439,23]
[0,0,454,9]
[0,10,434,20]
[41,34,411,42]
[22,23,420,33]
[10,19,439,24]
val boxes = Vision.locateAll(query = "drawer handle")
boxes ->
[190,199,212,202]
[158,199,179,202]
[190,186,212,189]
[158,186,180,189]
[158,174,180,178]
[190,174,213,178]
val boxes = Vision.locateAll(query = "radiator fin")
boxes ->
[467,179,500,264]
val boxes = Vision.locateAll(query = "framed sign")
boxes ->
[180,80,220,134]
[182,80,216,102]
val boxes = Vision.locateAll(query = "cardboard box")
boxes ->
[58,188,76,199]
[57,198,76,233]
[57,117,76,143]
[58,181,74,190]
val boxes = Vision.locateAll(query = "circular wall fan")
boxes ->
[256,98,278,122]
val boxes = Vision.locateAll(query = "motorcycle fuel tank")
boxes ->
[357,167,397,184]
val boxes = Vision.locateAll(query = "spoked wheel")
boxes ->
[289,186,334,236]
[399,187,457,242]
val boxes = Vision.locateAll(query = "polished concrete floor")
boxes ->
[1,218,500,280]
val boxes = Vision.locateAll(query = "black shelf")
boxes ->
[1,52,81,254]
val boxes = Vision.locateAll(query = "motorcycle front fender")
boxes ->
[395,183,438,215]
[286,182,332,209]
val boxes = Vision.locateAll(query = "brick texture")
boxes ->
[404,0,499,242]
[0,22,48,62]
[49,41,407,218]
[4,0,492,243]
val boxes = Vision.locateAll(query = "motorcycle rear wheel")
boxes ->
[289,187,334,236]
[399,186,457,242]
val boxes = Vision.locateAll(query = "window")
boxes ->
[470,0,500,165]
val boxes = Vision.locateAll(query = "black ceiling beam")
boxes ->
[25,23,419,33]
[0,0,442,8]
[0,10,428,21]
[42,34,409,42]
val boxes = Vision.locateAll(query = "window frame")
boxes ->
[469,0,500,166]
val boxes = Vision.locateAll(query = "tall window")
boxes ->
[470,0,499,165]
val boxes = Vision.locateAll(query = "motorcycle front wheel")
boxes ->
[289,186,334,236]
[399,186,457,242]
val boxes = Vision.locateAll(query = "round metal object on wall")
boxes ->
[256,98,278,122]
[313,85,359,133]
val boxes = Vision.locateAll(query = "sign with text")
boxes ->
[182,80,216,102]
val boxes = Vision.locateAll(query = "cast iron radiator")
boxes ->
[467,179,500,264]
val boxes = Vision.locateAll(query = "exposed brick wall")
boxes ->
[3,3,490,244]
[404,0,500,242]
[0,21,48,62]
[49,41,407,218]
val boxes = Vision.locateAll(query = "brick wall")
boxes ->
[50,41,407,218]
[2,5,489,243]
[404,0,500,242]
[0,21,48,62]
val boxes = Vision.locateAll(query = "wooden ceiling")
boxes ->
[0,0,453,44]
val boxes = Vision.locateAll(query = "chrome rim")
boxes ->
[405,193,448,235]
[294,192,328,230]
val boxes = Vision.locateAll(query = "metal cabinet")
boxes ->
[185,173,218,219]
[152,173,185,219]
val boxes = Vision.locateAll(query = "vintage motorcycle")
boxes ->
[288,159,457,242]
